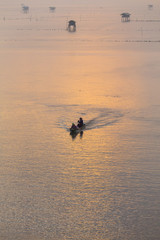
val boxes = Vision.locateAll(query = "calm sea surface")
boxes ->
[0,1,160,240]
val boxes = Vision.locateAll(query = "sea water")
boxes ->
[0,1,160,239]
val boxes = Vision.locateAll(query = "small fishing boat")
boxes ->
[70,124,85,134]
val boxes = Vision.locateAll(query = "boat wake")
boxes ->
[53,105,124,132]
[85,110,123,130]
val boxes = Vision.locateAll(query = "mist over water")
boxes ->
[0,1,160,240]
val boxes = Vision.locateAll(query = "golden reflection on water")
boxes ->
[0,41,153,112]
[54,52,147,109]
[1,4,160,240]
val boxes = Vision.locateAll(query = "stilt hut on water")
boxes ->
[49,7,56,12]
[121,13,131,22]
[67,20,76,32]
[21,5,29,13]
[148,5,153,10]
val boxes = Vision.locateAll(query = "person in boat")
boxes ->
[71,123,78,130]
[77,117,84,128]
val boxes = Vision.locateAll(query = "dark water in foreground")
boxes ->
[0,2,160,240]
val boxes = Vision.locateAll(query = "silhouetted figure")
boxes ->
[67,20,76,32]
[70,123,78,130]
[77,118,84,128]
[121,13,131,22]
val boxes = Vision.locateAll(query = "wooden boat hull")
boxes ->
[70,124,85,134]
